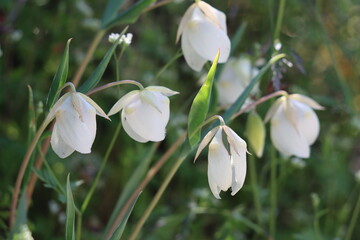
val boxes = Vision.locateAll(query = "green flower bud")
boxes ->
[246,111,265,158]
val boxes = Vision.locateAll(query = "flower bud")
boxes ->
[245,111,265,158]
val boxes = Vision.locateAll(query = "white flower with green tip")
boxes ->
[108,86,179,143]
[195,125,247,199]
[265,93,324,158]
[176,0,230,71]
[47,91,109,158]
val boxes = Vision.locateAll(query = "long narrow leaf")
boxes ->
[222,54,285,123]
[188,51,220,147]
[103,144,157,237]
[101,0,125,28]
[66,174,76,240]
[108,193,142,240]
[46,39,71,109]
[78,27,128,93]
[102,0,156,29]
[10,187,30,239]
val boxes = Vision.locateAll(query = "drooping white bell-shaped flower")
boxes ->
[265,93,324,158]
[195,125,247,199]
[108,86,179,143]
[176,1,230,71]
[47,92,109,158]
[217,56,259,108]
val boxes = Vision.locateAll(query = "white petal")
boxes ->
[223,126,247,156]
[186,19,230,63]
[194,126,220,162]
[140,90,163,113]
[207,169,221,199]
[78,93,110,120]
[176,3,197,43]
[145,86,179,96]
[289,94,324,110]
[265,96,285,123]
[124,94,169,142]
[121,112,148,143]
[51,123,75,158]
[108,90,139,116]
[181,30,207,71]
[208,129,232,191]
[46,93,71,123]
[293,100,320,145]
[197,1,227,32]
[230,149,247,196]
[56,94,96,154]
[270,105,310,158]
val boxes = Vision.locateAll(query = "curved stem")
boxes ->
[80,121,122,213]
[105,132,187,240]
[345,186,360,240]
[9,120,50,227]
[129,154,187,240]
[273,0,286,44]
[72,30,106,87]
[86,80,144,96]
[144,0,176,13]
[231,90,287,120]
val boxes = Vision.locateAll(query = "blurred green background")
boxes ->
[1,0,360,239]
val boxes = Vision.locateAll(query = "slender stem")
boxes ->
[86,80,144,96]
[9,120,50,227]
[26,132,51,201]
[76,212,82,240]
[128,154,187,240]
[80,121,122,213]
[249,155,263,226]
[345,187,360,240]
[72,30,106,87]
[154,51,183,81]
[144,0,175,12]
[269,146,277,238]
[314,212,323,240]
[231,90,287,120]
[273,0,286,43]
[105,132,187,240]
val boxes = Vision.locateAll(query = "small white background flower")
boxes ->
[108,86,178,143]
[177,1,230,71]
[48,92,109,158]
[217,56,259,108]
[265,94,324,158]
[195,125,247,199]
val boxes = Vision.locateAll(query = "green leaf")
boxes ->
[102,0,156,29]
[103,144,157,237]
[222,54,285,123]
[66,174,76,240]
[108,193,141,240]
[78,26,128,93]
[46,39,71,110]
[10,187,29,239]
[188,51,220,147]
[101,0,125,28]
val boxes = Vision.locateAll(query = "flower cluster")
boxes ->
[108,33,133,45]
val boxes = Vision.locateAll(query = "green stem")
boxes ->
[76,212,82,240]
[345,187,360,240]
[81,121,122,213]
[154,50,183,81]
[314,212,323,240]
[128,154,187,240]
[249,155,263,226]
[9,119,50,227]
[269,146,277,238]
[273,0,286,43]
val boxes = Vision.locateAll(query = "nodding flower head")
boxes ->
[195,125,247,199]
[176,1,230,71]
[265,93,324,158]
[108,86,179,143]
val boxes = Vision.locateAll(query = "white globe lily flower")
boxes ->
[176,1,230,71]
[108,86,179,143]
[265,93,324,158]
[47,90,109,158]
[217,56,259,108]
[195,125,247,199]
